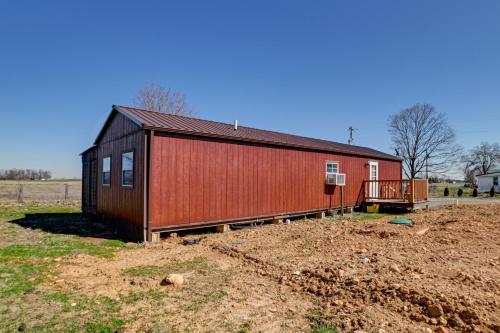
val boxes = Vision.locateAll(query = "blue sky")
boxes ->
[0,0,499,178]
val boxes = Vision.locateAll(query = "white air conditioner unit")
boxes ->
[325,173,346,186]
[335,173,346,186]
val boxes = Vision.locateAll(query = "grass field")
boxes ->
[0,180,81,201]
[429,182,495,198]
[0,203,135,332]
[0,179,81,183]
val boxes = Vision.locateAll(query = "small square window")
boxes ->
[326,161,339,174]
[102,156,111,186]
[121,151,134,187]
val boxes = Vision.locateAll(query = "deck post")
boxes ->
[425,179,429,200]
[410,179,415,203]
[401,181,404,201]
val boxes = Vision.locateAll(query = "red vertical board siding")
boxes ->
[150,133,401,228]
[180,138,191,223]
[378,159,401,180]
[189,139,202,222]
[155,136,163,226]
[95,112,144,240]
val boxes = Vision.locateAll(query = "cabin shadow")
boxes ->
[9,212,120,240]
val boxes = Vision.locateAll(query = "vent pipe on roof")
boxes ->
[234,120,238,130]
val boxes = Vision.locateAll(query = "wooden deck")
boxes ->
[361,179,429,210]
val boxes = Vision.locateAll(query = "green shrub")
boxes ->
[444,187,449,197]
[490,186,496,197]
[472,188,478,197]
[457,188,463,197]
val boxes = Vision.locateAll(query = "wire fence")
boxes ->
[0,182,81,202]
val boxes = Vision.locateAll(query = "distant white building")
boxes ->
[476,169,500,193]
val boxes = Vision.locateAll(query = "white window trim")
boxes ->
[121,151,134,188]
[102,156,111,186]
[326,161,339,174]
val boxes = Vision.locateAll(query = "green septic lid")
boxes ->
[389,217,412,225]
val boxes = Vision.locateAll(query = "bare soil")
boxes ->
[21,204,500,332]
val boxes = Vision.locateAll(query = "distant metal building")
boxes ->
[82,105,416,242]
[476,170,500,193]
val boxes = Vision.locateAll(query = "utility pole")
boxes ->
[348,126,356,145]
[425,150,429,179]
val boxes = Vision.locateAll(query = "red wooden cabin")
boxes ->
[82,105,413,242]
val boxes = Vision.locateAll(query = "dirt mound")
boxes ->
[209,204,500,332]
[48,204,500,332]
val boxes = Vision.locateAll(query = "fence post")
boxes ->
[17,184,24,203]
[64,184,69,200]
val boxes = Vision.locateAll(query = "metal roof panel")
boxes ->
[113,105,401,161]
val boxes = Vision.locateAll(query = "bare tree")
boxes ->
[0,168,52,180]
[462,142,500,176]
[388,103,459,179]
[133,82,193,116]
[463,167,477,185]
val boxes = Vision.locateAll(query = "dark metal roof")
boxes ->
[107,105,400,161]
[477,169,500,176]
[80,145,97,156]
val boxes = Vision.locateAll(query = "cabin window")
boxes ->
[102,156,111,186]
[121,151,134,187]
[494,177,499,186]
[326,161,339,174]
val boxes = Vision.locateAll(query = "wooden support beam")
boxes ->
[215,224,230,233]
[344,207,352,213]
[272,218,283,224]
[151,232,160,243]
[314,212,325,219]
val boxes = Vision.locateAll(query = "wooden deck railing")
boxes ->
[362,179,428,203]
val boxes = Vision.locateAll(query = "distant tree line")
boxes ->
[0,169,52,180]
